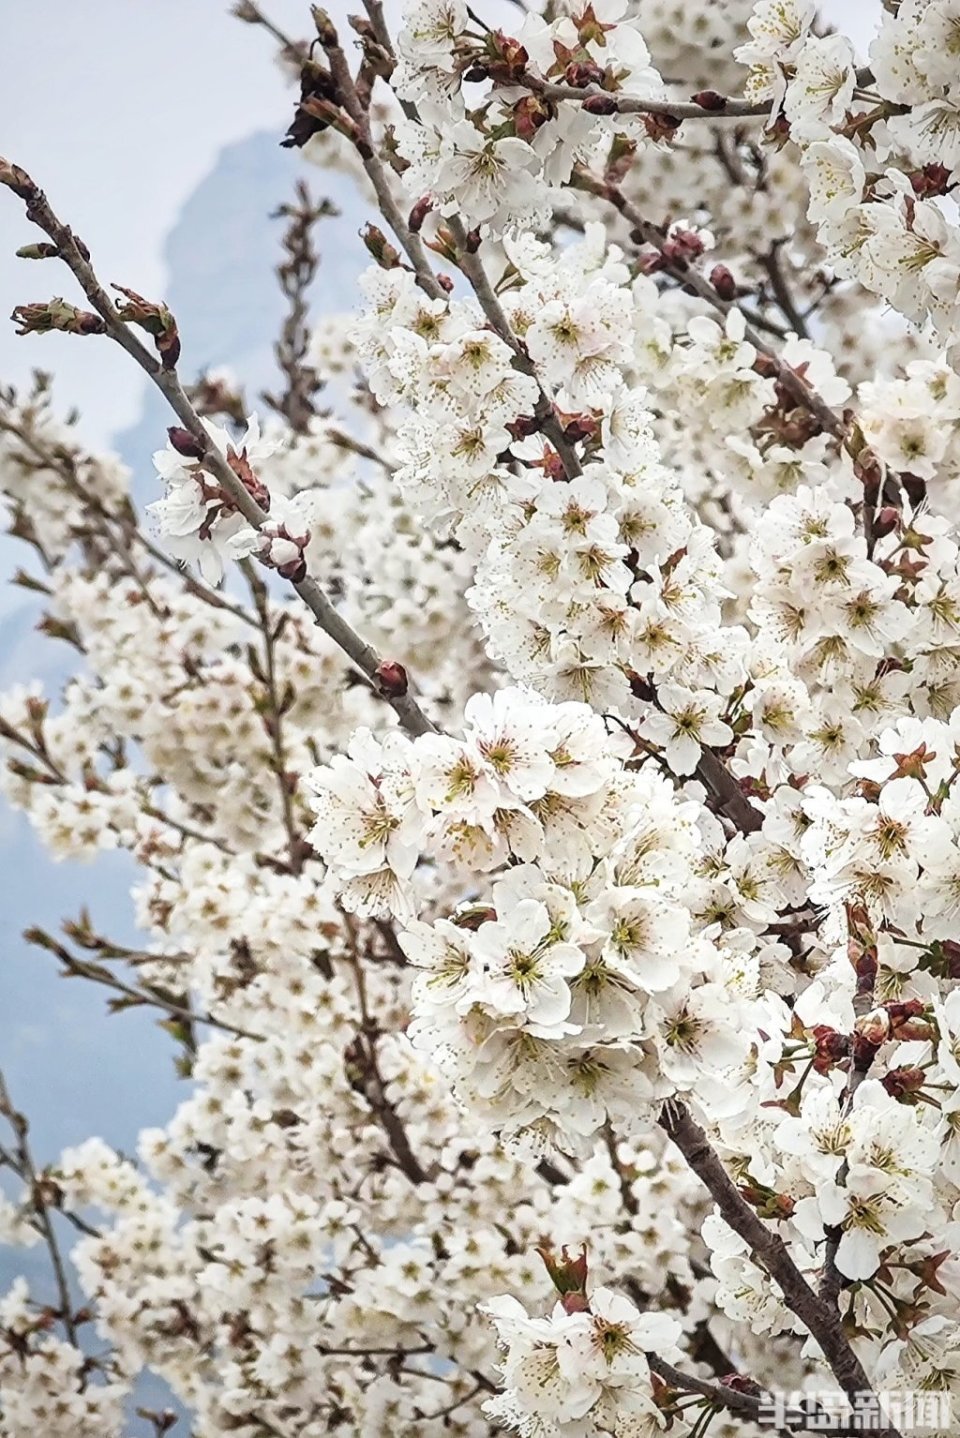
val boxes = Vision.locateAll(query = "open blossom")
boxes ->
[148,413,278,585]
[640,684,733,775]
[483,1287,681,1436]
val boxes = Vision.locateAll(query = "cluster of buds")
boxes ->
[463,30,529,87]
[638,223,713,275]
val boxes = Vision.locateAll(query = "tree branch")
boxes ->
[0,159,437,739]
[0,1072,81,1343]
[659,1101,903,1438]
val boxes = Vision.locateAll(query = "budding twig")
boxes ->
[0,158,436,739]
[0,1071,81,1343]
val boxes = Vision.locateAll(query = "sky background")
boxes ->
[0,0,317,444]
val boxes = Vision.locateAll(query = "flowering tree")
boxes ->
[3,0,960,1433]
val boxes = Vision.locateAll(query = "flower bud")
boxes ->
[710,264,737,301]
[408,195,434,234]
[361,224,402,270]
[692,90,727,111]
[873,505,900,538]
[375,660,409,697]
[513,95,552,142]
[15,243,59,260]
[582,93,618,115]
[310,6,338,46]
[112,285,180,367]
[643,112,683,141]
[564,60,604,88]
[11,299,105,337]
[811,1024,850,1074]
[882,1066,926,1102]
[167,427,206,459]
[483,30,528,84]
[0,156,36,200]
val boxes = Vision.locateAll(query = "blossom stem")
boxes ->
[242,561,309,872]
[444,216,584,478]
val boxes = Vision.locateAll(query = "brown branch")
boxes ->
[521,75,773,121]
[343,919,433,1186]
[444,216,583,479]
[26,927,263,1043]
[821,932,880,1305]
[515,65,873,124]
[0,408,225,626]
[262,182,334,434]
[627,677,762,836]
[758,240,810,340]
[242,562,308,872]
[659,1101,903,1438]
[0,159,437,739]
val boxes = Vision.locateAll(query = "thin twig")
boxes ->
[0,1072,80,1342]
[242,561,307,872]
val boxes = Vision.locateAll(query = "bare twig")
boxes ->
[242,561,308,872]
[262,182,335,434]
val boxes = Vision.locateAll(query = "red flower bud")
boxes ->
[167,426,206,459]
[564,60,605,88]
[882,1066,926,1101]
[582,93,618,115]
[643,112,683,143]
[692,90,728,111]
[710,264,737,301]
[873,505,901,538]
[408,195,434,234]
[811,1024,850,1074]
[375,661,409,698]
